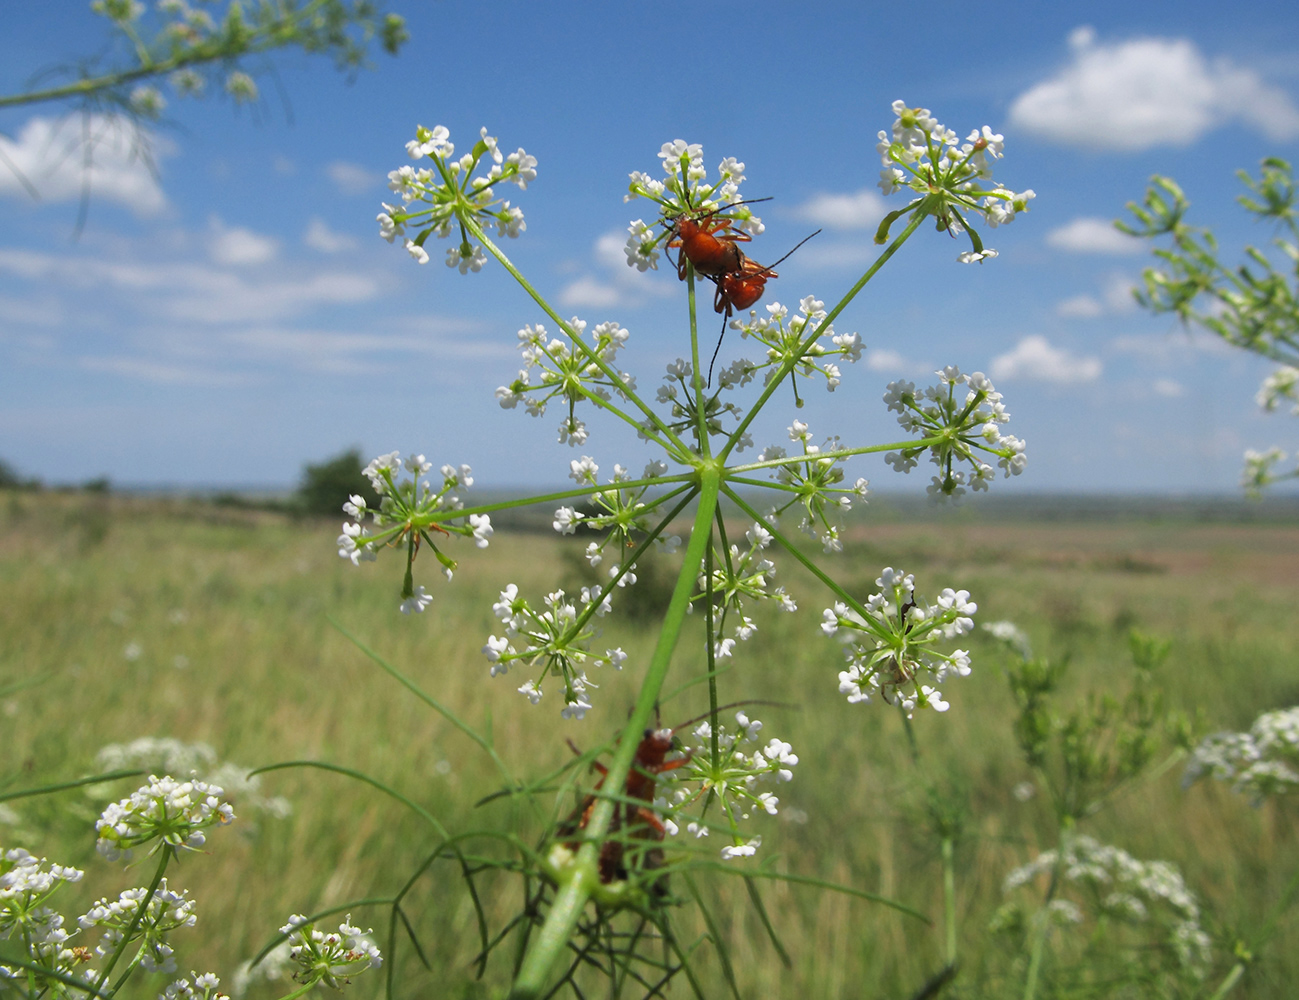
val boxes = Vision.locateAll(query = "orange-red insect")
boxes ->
[702,228,821,385]
[667,213,754,280]
[713,258,777,318]
[563,727,691,885]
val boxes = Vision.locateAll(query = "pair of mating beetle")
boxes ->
[664,206,819,383]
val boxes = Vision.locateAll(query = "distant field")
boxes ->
[2,490,1297,998]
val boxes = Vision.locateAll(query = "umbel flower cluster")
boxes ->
[1183,705,1299,804]
[81,879,197,974]
[622,139,764,272]
[883,366,1026,498]
[664,711,800,859]
[875,99,1035,262]
[279,914,382,990]
[2,774,380,999]
[337,453,491,614]
[999,835,1212,979]
[822,567,976,716]
[379,125,535,272]
[95,773,235,860]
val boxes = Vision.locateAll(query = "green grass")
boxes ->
[2,490,1297,998]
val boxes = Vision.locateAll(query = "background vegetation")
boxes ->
[3,490,1296,998]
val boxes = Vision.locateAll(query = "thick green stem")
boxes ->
[509,471,722,998]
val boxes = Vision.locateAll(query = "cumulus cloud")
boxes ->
[866,348,920,374]
[1055,274,1139,318]
[0,114,170,214]
[1153,378,1185,397]
[208,216,278,266]
[303,217,357,253]
[796,240,878,272]
[556,230,675,309]
[1056,295,1105,319]
[1100,273,1139,313]
[557,275,623,309]
[793,189,887,230]
[0,245,378,324]
[79,356,253,387]
[990,335,1102,382]
[1009,26,1299,150]
[1046,217,1145,255]
[325,161,379,195]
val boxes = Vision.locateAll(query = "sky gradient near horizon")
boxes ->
[3,1,1299,495]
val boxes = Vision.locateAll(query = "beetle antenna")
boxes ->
[707,312,729,389]
[754,228,822,277]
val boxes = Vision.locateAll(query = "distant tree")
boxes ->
[0,458,41,490]
[296,447,378,517]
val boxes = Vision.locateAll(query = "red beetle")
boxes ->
[666,212,753,280]
[562,727,691,885]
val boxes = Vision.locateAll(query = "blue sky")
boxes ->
[3,1,1299,494]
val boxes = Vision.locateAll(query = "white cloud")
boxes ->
[990,335,1102,382]
[1046,217,1144,255]
[303,217,357,253]
[1153,378,1185,397]
[1056,274,1140,318]
[1009,26,1299,150]
[0,114,169,214]
[208,216,278,266]
[1056,295,1104,319]
[78,356,253,386]
[325,161,378,195]
[866,348,918,373]
[0,246,379,324]
[0,293,64,327]
[557,275,623,309]
[796,240,878,271]
[557,230,676,309]
[1101,273,1139,314]
[793,189,887,230]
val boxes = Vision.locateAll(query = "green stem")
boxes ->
[719,211,927,463]
[0,0,339,109]
[704,532,720,764]
[685,265,712,459]
[1205,962,1246,1000]
[93,847,170,997]
[725,436,944,476]
[1022,826,1070,1000]
[429,475,698,521]
[941,836,957,967]
[721,486,872,622]
[272,980,318,1000]
[509,470,722,999]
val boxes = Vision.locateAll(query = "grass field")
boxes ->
[2,489,1298,998]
